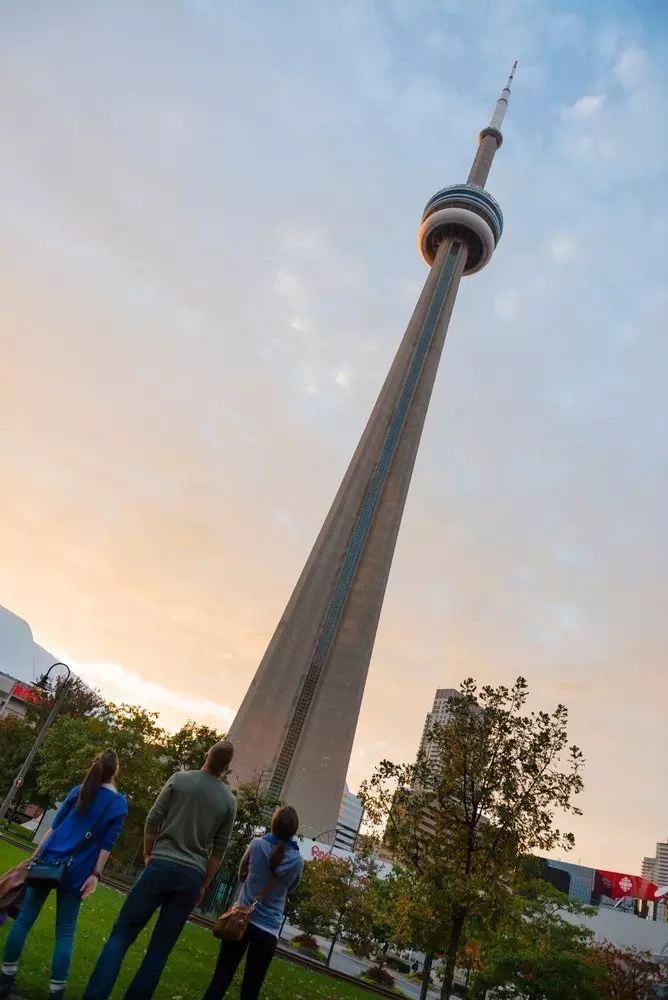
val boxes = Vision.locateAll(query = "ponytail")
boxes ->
[77,748,118,816]
[269,841,286,870]
[269,805,299,869]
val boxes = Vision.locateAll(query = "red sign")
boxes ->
[12,684,40,704]
[596,869,659,901]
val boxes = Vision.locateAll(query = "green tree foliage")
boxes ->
[161,722,226,776]
[360,678,584,1000]
[0,713,40,806]
[224,773,280,879]
[587,941,664,1000]
[287,859,337,941]
[468,879,597,999]
[343,873,399,970]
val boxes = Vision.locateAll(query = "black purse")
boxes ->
[27,795,116,889]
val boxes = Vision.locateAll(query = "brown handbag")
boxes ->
[0,860,30,919]
[213,873,277,942]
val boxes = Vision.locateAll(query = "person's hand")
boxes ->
[144,854,152,867]
[80,874,99,900]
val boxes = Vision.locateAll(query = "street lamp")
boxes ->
[0,661,72,824]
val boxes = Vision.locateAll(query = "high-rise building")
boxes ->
[416,687,459,764]
[642,856,657,882]
[228,66,518,836]
[654,843,668,887]
[334,785,364,852]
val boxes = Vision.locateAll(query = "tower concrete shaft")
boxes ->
[227,65,517,838]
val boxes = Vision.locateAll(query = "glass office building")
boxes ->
[540,858,598,905]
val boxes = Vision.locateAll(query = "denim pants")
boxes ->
[2,885,82,990]
[202,923,277,1000]
[84,859,201,1000]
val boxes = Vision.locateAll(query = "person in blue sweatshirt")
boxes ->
[203,805,303,1000]
[0,748,128,1000]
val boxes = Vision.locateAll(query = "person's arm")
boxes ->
[143,778,174,864]
[80,800,128,899]
[196,800,238,905]
[33,787,78,858]
[238,846,251,884]
[80,849,111,899]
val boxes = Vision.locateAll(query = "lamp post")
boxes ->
[0,661,71,824]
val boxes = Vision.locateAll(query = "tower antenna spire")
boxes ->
[489,60,518,131]
[467,60,518,188]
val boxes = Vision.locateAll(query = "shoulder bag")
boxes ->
[27,794,116,890]
[213,871,278,942]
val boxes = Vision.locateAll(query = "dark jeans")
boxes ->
[84,859,202,1000]
[203,923,277,1000]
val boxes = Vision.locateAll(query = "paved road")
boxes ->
[280,923,442,999]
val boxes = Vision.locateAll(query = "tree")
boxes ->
[161,722,226,777]
[468,879,598,1000]
[225,773,280,879]
[587,942,664,1000]
[0,714,41,811]
[287,859,338,952]
[360,678,584,1000]
[0,674,104,813]
[36,703,167,859]
[343,872,399,972]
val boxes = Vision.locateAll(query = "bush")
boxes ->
[289,933,325,962]
[362,965,396,988]
[292,932,319,951]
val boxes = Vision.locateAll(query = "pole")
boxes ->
[0,676,70,823]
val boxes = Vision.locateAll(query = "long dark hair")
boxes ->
[77,748,118,816]
[269,805,299,869]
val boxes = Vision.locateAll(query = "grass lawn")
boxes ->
[0,842,378,999]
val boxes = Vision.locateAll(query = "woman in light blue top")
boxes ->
[203,805,303,1000]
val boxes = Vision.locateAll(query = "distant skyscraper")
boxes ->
[643,856,657,883]
[416,687,459,764]
[334,785,364,852]
[228,65,518,836]
[652,843,668,887]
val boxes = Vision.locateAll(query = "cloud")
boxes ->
[1,0,667,876]
[562,94,606,119]
[614,46,648,89]
[60,652,236,734]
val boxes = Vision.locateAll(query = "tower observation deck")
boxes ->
[227,65,518,837]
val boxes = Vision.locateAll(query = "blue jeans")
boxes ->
[2,885,82,988]
[84,859,202,999]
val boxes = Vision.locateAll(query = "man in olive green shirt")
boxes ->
[85,742,237,1000]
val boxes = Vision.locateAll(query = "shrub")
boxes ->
[362,965,396,988]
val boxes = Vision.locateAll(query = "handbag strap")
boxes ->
[254,871,279,904]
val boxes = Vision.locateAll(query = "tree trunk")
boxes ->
[419,953,434,1000]
[440,907,466,999]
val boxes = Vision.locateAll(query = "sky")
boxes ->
[1,0,667,873]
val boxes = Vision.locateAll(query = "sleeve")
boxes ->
[101,797,128,852]
[50,786,80,831]
[211,797,238,861]
[287,860,304,895]
[145,777,175,832]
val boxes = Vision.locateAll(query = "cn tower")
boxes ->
[228,65,518,837]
